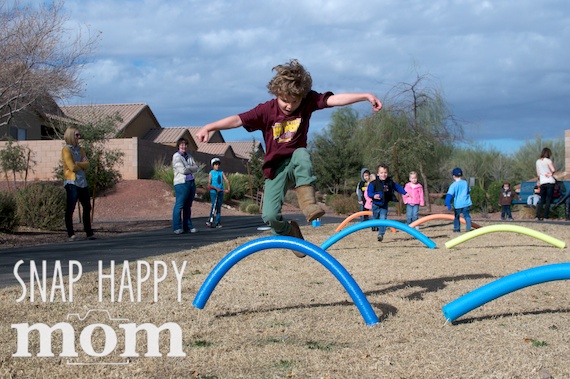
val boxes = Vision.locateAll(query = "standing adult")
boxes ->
[172,137,198,234]
[62,127,94,241]
[535,147,557,220]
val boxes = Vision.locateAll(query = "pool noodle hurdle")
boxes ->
[193,236,380,325]
[335,211,397,233]
[442,263,570,322]
[408,214,481,229]
[322,219,437,250]
[445,224,566,249]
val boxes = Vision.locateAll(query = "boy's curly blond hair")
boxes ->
[267,59,312,99]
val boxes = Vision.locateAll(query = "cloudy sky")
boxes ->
[61,0,568,154]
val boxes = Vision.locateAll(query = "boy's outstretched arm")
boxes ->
[326,93,382,112]
[196,115,243,143]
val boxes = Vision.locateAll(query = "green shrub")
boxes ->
[239,199,255,212]
[325,193,336,207]
[16,182,66,230]
[245,203,260,214]
[487,180,504,213]
[331,195,359,215]
[227,173,249,200]
[152,160,174,191]
[0,191,18,232]
[470,186,487,212]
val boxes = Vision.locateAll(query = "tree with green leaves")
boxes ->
[53,113,124,194]
[356,73,461,210]
[247,138,265,196]
[510,136,565,183]
[0,139,35,189]
[310,107,362,194]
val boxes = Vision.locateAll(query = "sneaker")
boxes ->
[216,224,222,228]
[86,235,96,240]
[67,235,77,242]
[507,218,514,221]
[377,235,383,242]
[173,229,184,234]
[453,230,461,233]
[371,227,378,232]
[205,222,212,228]
[189,228,197,233]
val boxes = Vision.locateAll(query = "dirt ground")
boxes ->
[1,180,569,378]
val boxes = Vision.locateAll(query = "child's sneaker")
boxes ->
[205,222,212,228]
[216,224,222,228]
[377,235,383,242]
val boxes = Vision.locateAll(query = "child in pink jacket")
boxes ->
[403,171,425,226]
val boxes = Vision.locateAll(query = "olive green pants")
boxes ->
[262,148,316,234]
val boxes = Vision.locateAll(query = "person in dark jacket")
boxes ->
[498,181,519,221]
[367,163,408,242]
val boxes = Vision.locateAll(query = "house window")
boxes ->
[9,127,27,140]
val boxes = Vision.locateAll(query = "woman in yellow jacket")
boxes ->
[62,127,94,241]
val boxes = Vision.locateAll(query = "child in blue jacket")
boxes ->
[444,167,472,232]
[367,163,408,242]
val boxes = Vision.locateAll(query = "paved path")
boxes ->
[0,214,343,288]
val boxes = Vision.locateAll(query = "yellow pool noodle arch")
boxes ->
[445,224,566,249]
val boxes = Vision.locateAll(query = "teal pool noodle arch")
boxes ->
[442,263,570,322]
[192,236,380,325]
[321,219,437,250]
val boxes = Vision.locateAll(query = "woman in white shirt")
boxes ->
[172,138,199,234]
[535,147,556,220]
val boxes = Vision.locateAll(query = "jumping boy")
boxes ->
[445,167,472,232]
[196,59,382,257]
[367,164,408,242]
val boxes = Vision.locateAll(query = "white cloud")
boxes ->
[62,0,570,151]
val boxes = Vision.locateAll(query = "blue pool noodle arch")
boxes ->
[321,219,437,250]
[192,236,379,325]
[442,263,570,322]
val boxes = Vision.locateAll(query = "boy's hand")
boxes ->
[196,127,210,142]
[369,95,383,112]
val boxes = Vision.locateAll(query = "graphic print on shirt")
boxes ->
[272,118,301,143]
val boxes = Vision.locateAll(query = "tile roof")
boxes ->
[228,141,263,160]
[197,142,235,157]
[59,103,159,134]
[143,127,198,150]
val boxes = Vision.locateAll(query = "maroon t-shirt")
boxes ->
[239,90,333,179]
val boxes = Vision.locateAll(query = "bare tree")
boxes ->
[380,72,463,211]
[0,0,99,127]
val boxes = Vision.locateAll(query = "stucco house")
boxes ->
[0,102,264,181]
